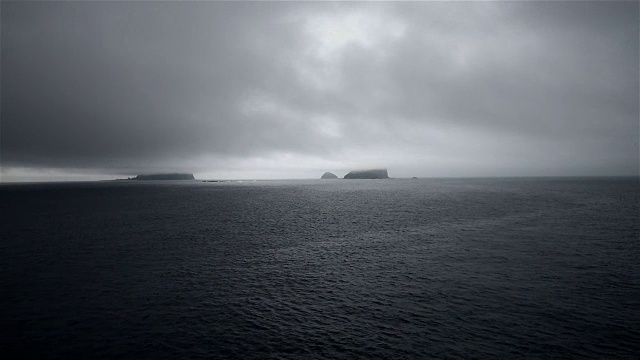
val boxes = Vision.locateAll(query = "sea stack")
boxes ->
[321,172,339,179]
[134,173,195,180]
[343,169,389,179]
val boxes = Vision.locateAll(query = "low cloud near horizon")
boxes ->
[1,1,638,181]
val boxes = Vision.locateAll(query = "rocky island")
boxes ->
[134,173,195,180]
[343,169,389,179]
[321,172,338,179]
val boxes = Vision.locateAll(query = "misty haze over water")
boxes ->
[1,178,638,358]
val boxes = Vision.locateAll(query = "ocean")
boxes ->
[1,177,638,358]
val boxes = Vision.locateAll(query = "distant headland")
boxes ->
[134,173,195,180]
[343,169,390,179]
[321,172,338,179]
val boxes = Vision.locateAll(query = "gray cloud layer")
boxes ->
[2,1,638,179]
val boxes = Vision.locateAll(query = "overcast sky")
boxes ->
[1,1,638,181]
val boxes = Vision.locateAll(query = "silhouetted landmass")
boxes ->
[344,169,389,179]
[321,172,338,179]
[134,173,195,180]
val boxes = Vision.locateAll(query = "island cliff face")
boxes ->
[321,172,338,179]
[344,169,389,179]
[134,173,195,180]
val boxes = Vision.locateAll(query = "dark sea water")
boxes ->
[1,177,639,358]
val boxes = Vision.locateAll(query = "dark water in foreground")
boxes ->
[1,178,639,358]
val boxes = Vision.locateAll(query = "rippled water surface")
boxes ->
[1,178,639,358]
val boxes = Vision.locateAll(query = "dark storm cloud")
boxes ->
[2,2,304,164]
[1,1,638,179]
